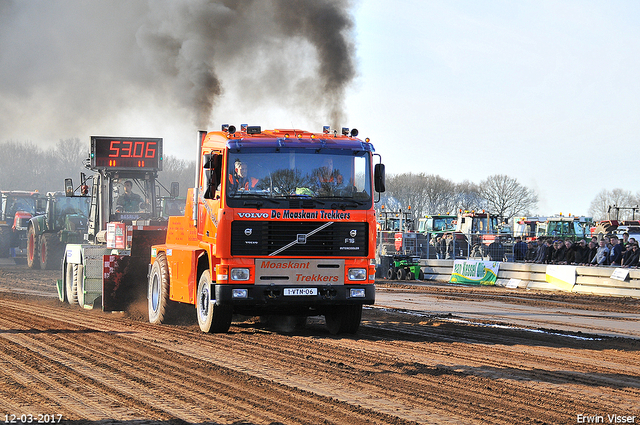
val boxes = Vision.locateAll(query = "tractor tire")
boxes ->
[27,226,40,269]
[196,269,232,333]
[65,262,78,305]
[148,252,173,325]
[0,227,11,258]
[325,304,362,335]
[40,233,60,270]
[396,268,407,280]
[387,267,396,280]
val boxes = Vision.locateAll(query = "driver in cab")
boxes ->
[229,160,258,192]
[116,180,147,212]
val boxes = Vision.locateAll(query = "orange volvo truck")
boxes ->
[148,125,385,334]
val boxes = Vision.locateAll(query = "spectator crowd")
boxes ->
[428,232,640,267]
[521,232,640,267]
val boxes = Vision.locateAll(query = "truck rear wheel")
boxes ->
[148,253,172,325]
[40,233,60,270]
[196,270,232,333]
[325,304,363,335]
[65,263,78,305]
[27,227,39,269]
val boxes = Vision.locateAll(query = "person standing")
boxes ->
[513,237,528,262]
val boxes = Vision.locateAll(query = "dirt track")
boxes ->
[0,265,639,424]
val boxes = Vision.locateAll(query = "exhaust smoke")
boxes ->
[0,0,357,143]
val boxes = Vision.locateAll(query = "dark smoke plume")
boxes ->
[0,0,357,145]
[136,0,356,129]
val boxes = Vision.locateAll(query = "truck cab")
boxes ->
[148,126,385,334]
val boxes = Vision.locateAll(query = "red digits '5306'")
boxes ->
[109,140,157,158]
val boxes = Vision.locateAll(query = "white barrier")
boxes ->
[417,259,640,299]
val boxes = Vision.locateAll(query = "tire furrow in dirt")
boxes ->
[0,297,611,425]
[0,299,425,425]
[2,266,640,425]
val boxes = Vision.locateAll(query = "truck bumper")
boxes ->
[214,283,375,315]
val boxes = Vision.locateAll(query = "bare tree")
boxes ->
[588,188,637,221]
[479,174,538,221]
[380,173,457,218]
[454,180,485,213]
[157,155,196,198]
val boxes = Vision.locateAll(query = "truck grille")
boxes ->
[231,221,368,257]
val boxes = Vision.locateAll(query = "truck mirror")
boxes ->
[170,182,179,198]
[65,178,74,197]
[374,163,386,193]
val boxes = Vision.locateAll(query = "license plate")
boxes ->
[283,288,318,296]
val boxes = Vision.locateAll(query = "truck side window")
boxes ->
[204,153,222,199]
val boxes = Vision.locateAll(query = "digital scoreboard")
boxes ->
[90,136,162,171]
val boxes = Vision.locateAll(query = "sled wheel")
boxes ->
[148,252,172,324]
[396,268,407,280]
[387,267,396,280]
[68,264,80,305]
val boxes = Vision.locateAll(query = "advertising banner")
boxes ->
[545,265,577,291]
[450,259,500,285]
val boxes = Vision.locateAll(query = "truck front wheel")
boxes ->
[196,270,232,333]
[148,253,172,324]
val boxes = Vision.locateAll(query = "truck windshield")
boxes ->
[226,148,372,208]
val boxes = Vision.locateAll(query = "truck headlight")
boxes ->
[232,288,248,298]
[230,268,250,281]
[350,288,366,298]
[348,268,367,281]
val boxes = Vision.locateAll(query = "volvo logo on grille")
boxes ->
[297,234,307,244]
[244,228,253,236]
[350,229,357,237]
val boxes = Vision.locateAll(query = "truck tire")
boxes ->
[27,226,40,269]
[148,252,172,325]
[0,227,11,258]
[40,233,60,270]
[325,304,362,335]
[196,269,232,333]
[418,269,425,280]
[66,262,78,305]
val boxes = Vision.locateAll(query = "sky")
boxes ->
[1,0,640,216]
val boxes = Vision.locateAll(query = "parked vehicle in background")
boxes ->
[535,215,592,241]
[0,191,42,259]
[27,190,90,269]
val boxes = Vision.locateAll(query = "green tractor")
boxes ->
[26,191,91,269]
[386,254,424,281]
